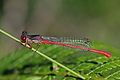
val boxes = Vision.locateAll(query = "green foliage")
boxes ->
[0,41,120,80]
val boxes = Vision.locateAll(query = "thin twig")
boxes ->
[0,28,85,79]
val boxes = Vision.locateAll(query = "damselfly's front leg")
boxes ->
[21,38,32,49]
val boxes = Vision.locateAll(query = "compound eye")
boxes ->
[23,37,26,40]
[21,36,26,43]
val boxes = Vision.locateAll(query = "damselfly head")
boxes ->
[21,31,27,43]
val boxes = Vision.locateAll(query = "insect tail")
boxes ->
[88,49,111,58]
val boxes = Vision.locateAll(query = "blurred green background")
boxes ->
[0,0,120,57]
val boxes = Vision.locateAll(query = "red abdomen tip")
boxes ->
[89,49,111,58]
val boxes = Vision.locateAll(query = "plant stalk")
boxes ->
[0,28,85,79]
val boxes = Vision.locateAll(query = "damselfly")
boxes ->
[21,31,111,58]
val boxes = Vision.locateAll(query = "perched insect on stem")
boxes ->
[21,31,111,58]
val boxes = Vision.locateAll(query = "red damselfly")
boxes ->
[21,31,111,58]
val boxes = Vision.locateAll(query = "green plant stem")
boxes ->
[0,28,85,79]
